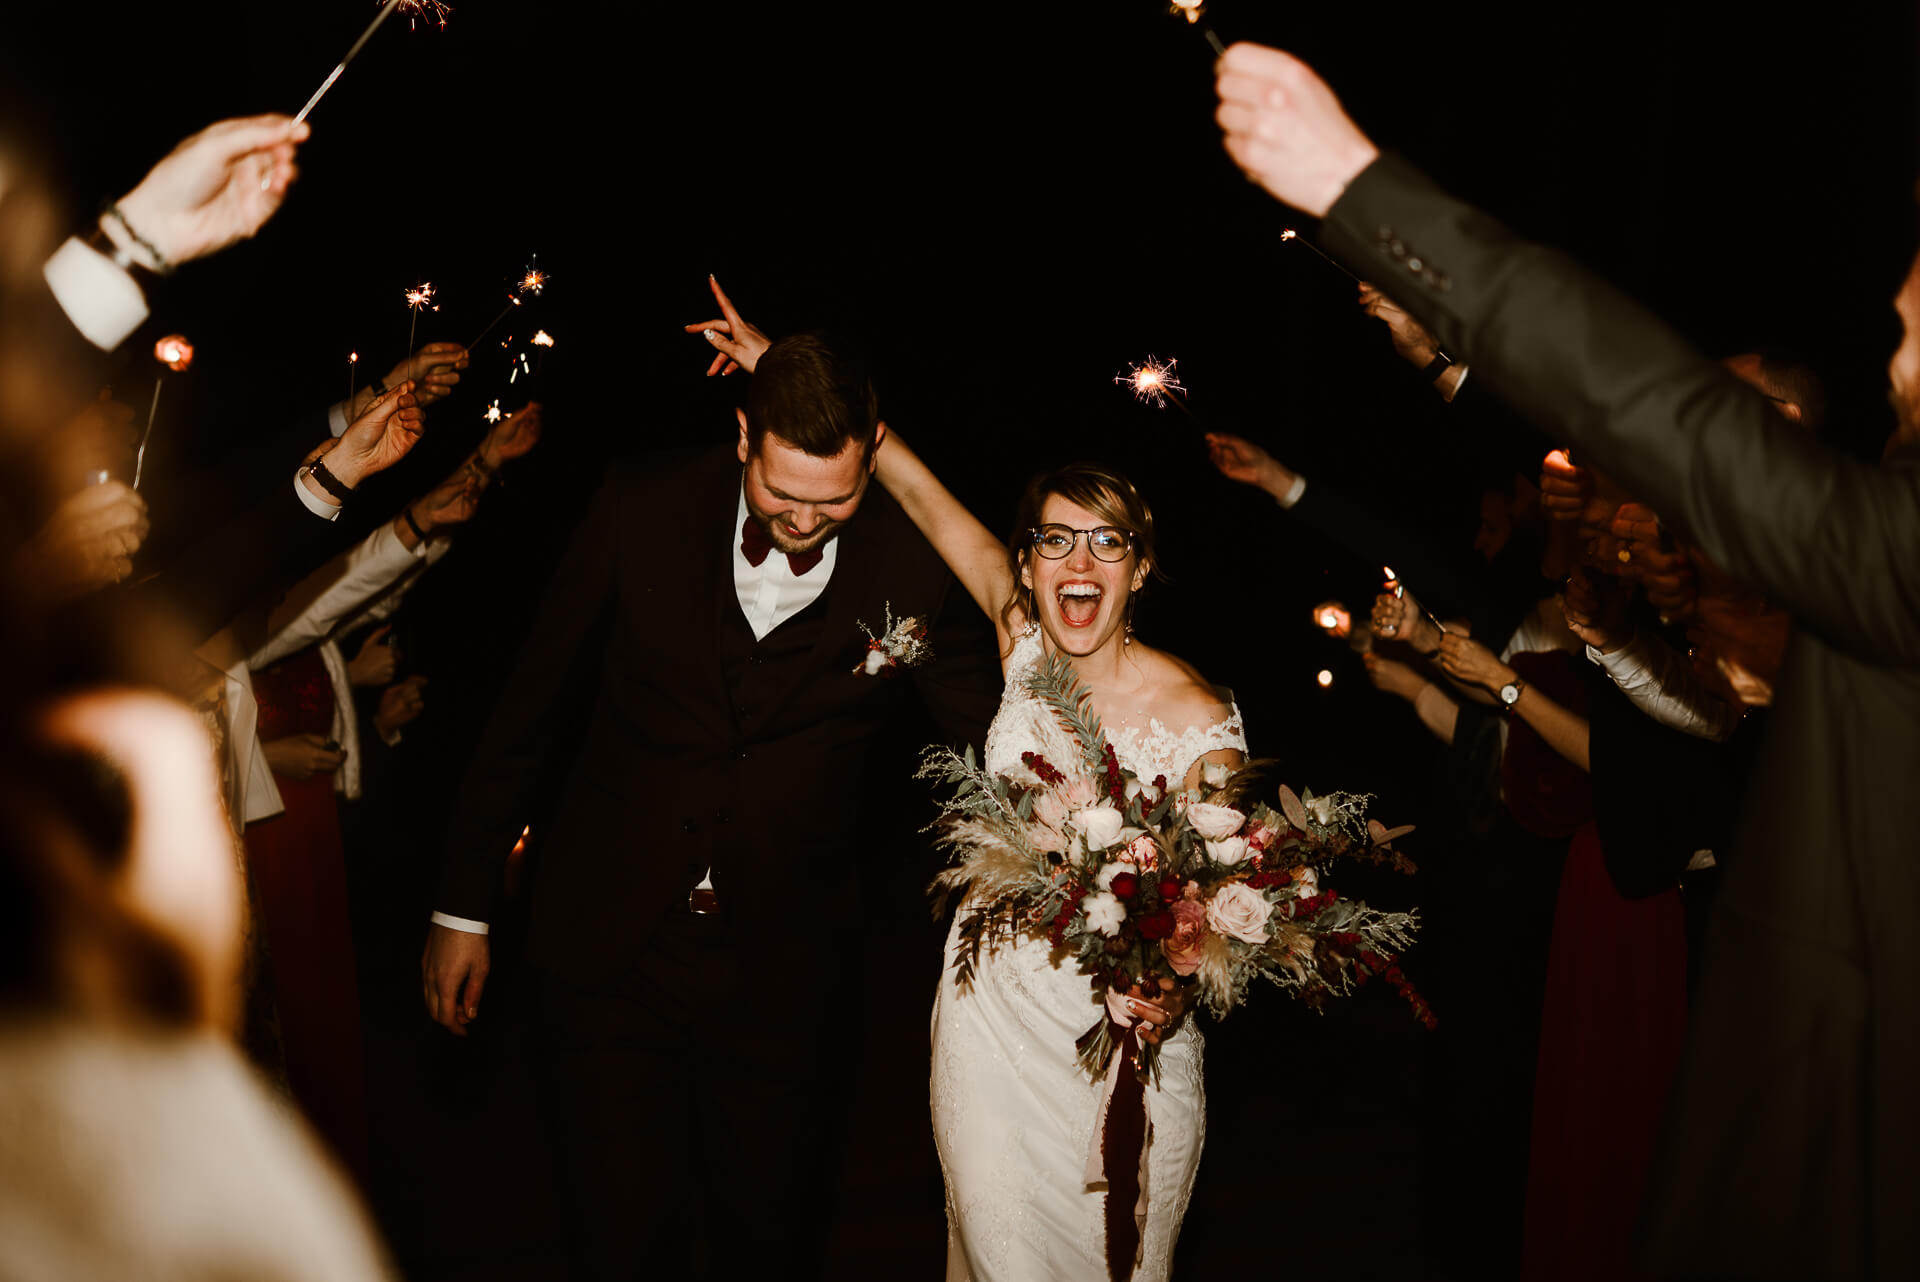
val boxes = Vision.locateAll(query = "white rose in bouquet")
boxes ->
[1204,835,1251,866]
[1083,891,1126,938]
[1201,760,1233,790]
[1185,802,1246,841]
[1075,804,1126,851]
[1205,882,1273,944]
[1124,833,1159,869]
[1293,866,1320,898]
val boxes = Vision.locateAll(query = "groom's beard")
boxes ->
[748,504,855,555]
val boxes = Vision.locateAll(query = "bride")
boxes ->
[691,283,1245,1280]
[877,440,1245,1282]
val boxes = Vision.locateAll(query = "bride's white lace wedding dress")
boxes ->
[930,629,1247,1281]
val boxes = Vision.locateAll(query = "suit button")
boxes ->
[683,820,699,835]
[1433,272,1451,291]
[1406,256,1423,272]
[1389,239,1407,259]
[1376,224,1394,243]
[738,750,748,761]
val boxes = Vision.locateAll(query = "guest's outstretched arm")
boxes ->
[872,429,1019,652]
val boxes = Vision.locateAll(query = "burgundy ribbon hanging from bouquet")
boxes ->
[1081,999,1153,1282]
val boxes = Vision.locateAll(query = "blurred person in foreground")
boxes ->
[1213,40,1920,1279]
[0,689,393,1280]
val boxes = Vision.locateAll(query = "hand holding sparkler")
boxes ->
[324,381,425,491]
[1371,578,1447,655]
[1214,43,1379,219]
[386,341,470,408]
[14,482,150,604]
[108,116,311,271]
[476,402,544,473]
[684,275,771,376]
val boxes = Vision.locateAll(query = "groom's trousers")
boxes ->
[532,902,852,1281]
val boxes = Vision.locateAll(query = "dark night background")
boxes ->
[6,2,1915,1277]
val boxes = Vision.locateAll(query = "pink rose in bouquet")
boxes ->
[1205,882,1273,945]
[1161,900,1210,975]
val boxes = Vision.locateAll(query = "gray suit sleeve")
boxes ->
[1319,152,1920,667]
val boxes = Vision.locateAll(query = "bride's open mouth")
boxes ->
[1057,581,1103,628]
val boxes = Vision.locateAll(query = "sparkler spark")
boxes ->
[1280,228,1363,282]
[1118,356,1185,408]
[404,282,436,311]
[1316,669,1335,689]
[153,335,194,372]
[519,268,547,296]
[482,399,503,424]
[1165,1,1225,54]
[531,330,555,347]
[399,1,453,30]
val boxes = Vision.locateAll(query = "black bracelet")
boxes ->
[402,507,428,543]
[302,456,356,505]
[99,204,173,277]
[1421,350,1455,382]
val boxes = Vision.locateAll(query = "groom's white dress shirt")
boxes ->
[431,482,838,935]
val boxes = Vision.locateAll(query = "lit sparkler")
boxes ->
[348,351,359,405]
[531,330,555,347]
[404,281,435,361]
[136,334,194,489]
[482,399,503,424]
[1279,227,1363,283]
[467,258,547,354]
[1167,2,1227,55]
[1313,601,1353,639]
[1316,669,1335,689]
[1117,355,1195,420]
[293,1,452,128]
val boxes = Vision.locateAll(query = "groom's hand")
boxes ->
[422,923,490,1036]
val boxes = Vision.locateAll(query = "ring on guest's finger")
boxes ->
[1382,623,1397,636]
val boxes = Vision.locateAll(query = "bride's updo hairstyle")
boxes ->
[1001,463,1162,641]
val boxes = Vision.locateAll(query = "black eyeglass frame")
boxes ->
[1026,523,1134,563]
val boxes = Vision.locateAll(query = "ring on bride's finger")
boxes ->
[1382,623,1397,635]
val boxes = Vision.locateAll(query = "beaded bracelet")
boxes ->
[100,205,173,277]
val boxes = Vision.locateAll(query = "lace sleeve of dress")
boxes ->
[1172,703,1249,782]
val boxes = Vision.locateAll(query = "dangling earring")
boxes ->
[1123,623,1134,646]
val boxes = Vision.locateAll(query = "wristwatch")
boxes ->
[1498,676,1525,712]
[1421,349,1455,382]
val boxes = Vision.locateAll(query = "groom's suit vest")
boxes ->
[439,447,1001,981]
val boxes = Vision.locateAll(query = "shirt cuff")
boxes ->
[294,471,343,521]
[1275,473,1308,509]
[43,237,149,352]
[430,911,489,936]
[328,400,351,438]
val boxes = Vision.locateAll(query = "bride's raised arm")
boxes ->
[872,429,1019,652]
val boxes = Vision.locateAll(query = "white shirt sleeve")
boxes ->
[327,400,352,438]
[294,472,343,521]
[42,237,148,352]
[429,912,489,935]
[1587,632,1742,742]
[250,522,424,669]
[1275,473,1308,509]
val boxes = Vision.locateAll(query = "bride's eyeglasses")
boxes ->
[1028,524,1133,562]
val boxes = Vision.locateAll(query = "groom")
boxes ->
[421,329,1000,1279]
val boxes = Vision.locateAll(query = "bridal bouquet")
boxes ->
[921,649,1432,1082]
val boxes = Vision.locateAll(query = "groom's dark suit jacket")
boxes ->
[1324,154,1920,1279]
[437,445,1001,983]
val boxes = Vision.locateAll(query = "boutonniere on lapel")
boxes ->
[854,602,932,676]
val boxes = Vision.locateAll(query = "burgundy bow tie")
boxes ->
[741,515,825,576]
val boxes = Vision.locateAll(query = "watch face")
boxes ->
[1500,682,1520,705]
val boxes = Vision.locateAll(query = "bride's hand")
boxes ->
[1127,977,1189,1046]
[682,274,771,376]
